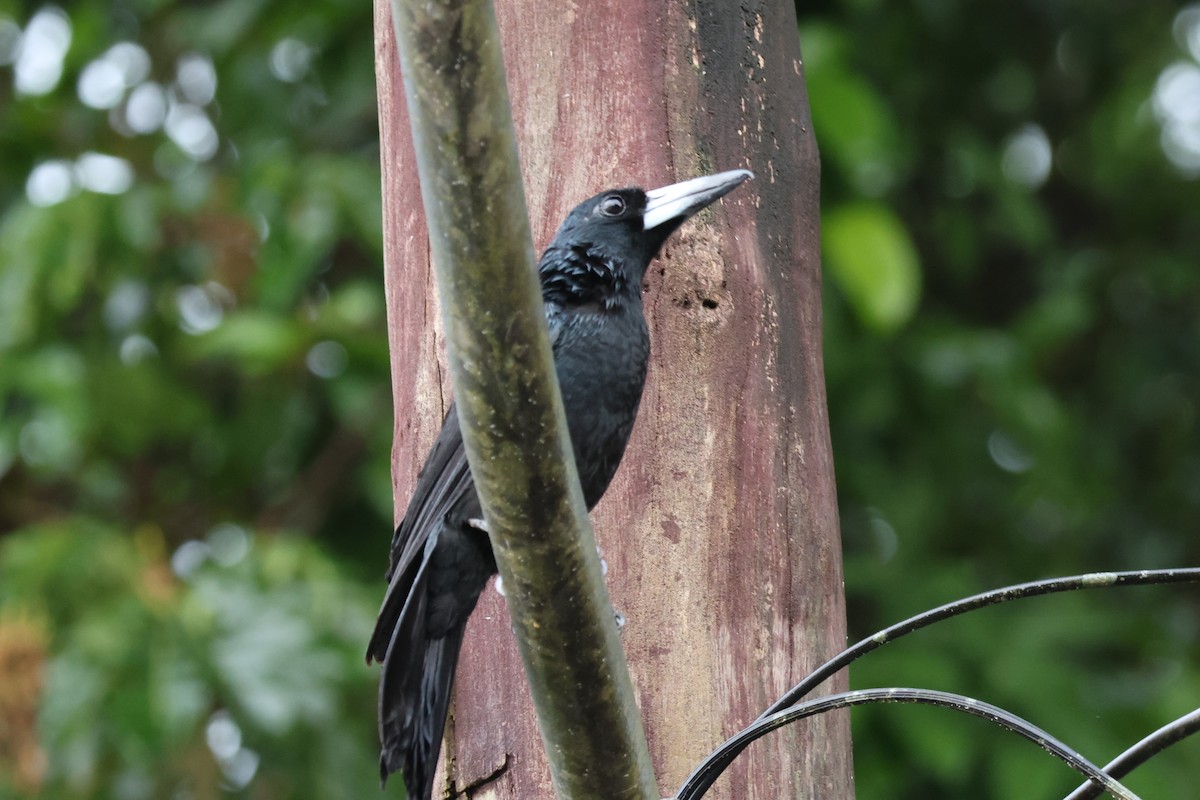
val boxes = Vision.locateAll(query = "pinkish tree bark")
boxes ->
[373,1,853,797]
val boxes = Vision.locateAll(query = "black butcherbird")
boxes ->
[367,169,753,799]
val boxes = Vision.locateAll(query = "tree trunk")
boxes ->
[374,1,853,797]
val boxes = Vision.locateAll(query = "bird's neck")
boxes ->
[539,244,637,312]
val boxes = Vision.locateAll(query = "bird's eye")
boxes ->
[599,195,626,217]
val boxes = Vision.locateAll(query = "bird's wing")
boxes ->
[367,313,564,667]
[366,401,476,663]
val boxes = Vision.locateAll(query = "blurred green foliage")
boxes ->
[0,0,391,796]
[0,0,1197,798]
[806,1,1200,797]
[1,522,380,798]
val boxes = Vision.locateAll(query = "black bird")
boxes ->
[367,169,753,799]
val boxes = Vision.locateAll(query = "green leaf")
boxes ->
[185,310,302,372]
[824,203,922,333]
[801,23,909,194]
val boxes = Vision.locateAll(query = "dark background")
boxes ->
[0,0,1196,797]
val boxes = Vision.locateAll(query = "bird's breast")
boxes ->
[552,307,650,508]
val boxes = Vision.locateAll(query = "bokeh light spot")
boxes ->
[1173,4,1200,63]
[1001,123,1052,188]
[76,152,134,194]
[26,159,76,206]
[207,523,250,567]
[105,41,150,86]
[77,57,124,108]
[306,340,348,379]
[104,280,150,331]
[170,540,210,578]
[1151,61,1200,176]
[988,430,1035,474]
[165,102,219,161]
[270,38,313,83]
[176,284,225,335]
[205,710,242,761]
[14,6,71,96]
[18,412,79,470]
[125,81,167,134]
[177,52,216,105]
[119,334,158,365]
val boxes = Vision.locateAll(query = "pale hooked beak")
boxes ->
[642,169,754,231]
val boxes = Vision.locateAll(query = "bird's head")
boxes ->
[540,169,753,308]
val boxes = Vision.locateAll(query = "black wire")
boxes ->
[675,568,1200,799]
[763,569,1200,720]
[1063,708,1200,800]
[673,688,1141,800]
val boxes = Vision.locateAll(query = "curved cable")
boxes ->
[677,568,1200,799]
[673,688,1142,800]
[764,569,1200,719]
[1063,708,1200,800]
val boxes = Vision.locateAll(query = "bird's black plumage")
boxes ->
[367,169,752,799]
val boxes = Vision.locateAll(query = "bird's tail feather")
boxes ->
[379,621,465,800]
[374,539,465,800]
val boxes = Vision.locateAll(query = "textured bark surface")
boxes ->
[374,0,853,797]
